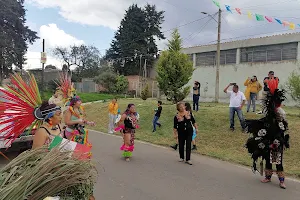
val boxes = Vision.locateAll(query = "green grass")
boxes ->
[42,91,121,102]
[84,98,300,178]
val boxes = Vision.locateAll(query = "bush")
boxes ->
[114,75,129,94]
[286,71,300,105]
[141,84,150,100]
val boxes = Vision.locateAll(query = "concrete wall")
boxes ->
[186,61,299,106]
[182,33,300,106]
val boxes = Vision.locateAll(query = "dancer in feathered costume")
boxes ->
[56,72,76,108]
[64,95,94,149]
[116,104,139,161]
[245,78,289,189]
[0,73,96,199]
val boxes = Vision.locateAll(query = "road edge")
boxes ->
[90,129,300,183]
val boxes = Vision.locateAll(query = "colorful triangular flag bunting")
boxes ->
[235,8,242,15]
[255,14,264,21]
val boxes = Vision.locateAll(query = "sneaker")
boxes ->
[108,131,113,134]
[125,158,130,162]
[279,182,286,189]
[261,178,271,183]
[185,160,193,165]
[152,130,156,133]
[179,158,184,162]
[192,145,197,150]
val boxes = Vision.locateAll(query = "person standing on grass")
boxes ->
[257,71,280,114]
[173,102,198,165]
[185,102,197,150]
[152,101,162,132]
[223,83,246,132]
[108,97,118,134]
[244,76,262,113]
[193,81,201,111]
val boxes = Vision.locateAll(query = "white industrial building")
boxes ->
[182,33,300,106]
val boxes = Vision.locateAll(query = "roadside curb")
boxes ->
[90,129,300,183]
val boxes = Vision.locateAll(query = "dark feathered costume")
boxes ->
[244,78,289,189]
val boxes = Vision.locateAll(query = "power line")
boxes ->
[182,14,217,46]
[96,15,211,53]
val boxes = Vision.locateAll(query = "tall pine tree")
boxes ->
[105,4,165,75]
[0,0,39,81]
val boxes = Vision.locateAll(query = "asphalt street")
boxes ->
[1,131,300,200]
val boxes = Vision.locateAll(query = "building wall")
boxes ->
[182,34,300,106]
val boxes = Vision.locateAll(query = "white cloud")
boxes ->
[27,0,134,30]
[24,23,85,69]
[39,24,84,48]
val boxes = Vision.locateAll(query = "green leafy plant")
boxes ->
[156,29,193,103]
[286,71,300,105]
[114,75,129,94]
[141,84,150,100]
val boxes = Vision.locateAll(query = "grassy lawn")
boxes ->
[84,98,300,178]
[42,91,120,102]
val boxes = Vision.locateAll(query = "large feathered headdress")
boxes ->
[0,73,60,144]
[56,72,75,104]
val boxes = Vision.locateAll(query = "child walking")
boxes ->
[152,101,162,132]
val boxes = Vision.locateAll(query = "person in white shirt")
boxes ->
[48,90,62,106]
[223,83,246,132]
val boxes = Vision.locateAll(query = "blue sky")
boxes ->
[25,2,114,55]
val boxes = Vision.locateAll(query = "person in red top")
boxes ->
[257,71,280,114]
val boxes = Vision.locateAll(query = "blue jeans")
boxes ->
[247,93,257,112]
[229,107,246,129]
[193,94,200,111]
[153,116,161,131]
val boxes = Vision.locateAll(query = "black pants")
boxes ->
[193,94,200,111]
[178,129,193,161]
[265,150,284,172]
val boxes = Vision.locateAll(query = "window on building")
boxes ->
[240,42,298,63]
[195,49,237,66]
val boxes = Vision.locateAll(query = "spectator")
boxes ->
[185,102,197,150]
[257,71,280,114]
[108,98,118,134]
[193,81,201,112]
[152,101,162,132]
[48,89,62,105]
[223,83,246,132]
[244,76,262,113]
[173,102,198,165]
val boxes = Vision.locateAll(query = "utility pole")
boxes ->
[41,39,45,93]
[215,8,221,103]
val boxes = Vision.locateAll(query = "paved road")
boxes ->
[1,131,300,200]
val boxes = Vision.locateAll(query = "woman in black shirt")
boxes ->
[173,102,197,165]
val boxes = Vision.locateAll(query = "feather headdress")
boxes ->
[0,73,43,143]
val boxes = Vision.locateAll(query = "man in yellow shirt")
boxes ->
[108,98,119,134]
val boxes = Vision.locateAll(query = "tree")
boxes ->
[45,65,57,70]
[286,71,300,105]
[53,45,101,80]
[114,75,129,94]
[105,4,165,76]
[0,0,39,82]
[94,69,117,93]
[156,29,194,103]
